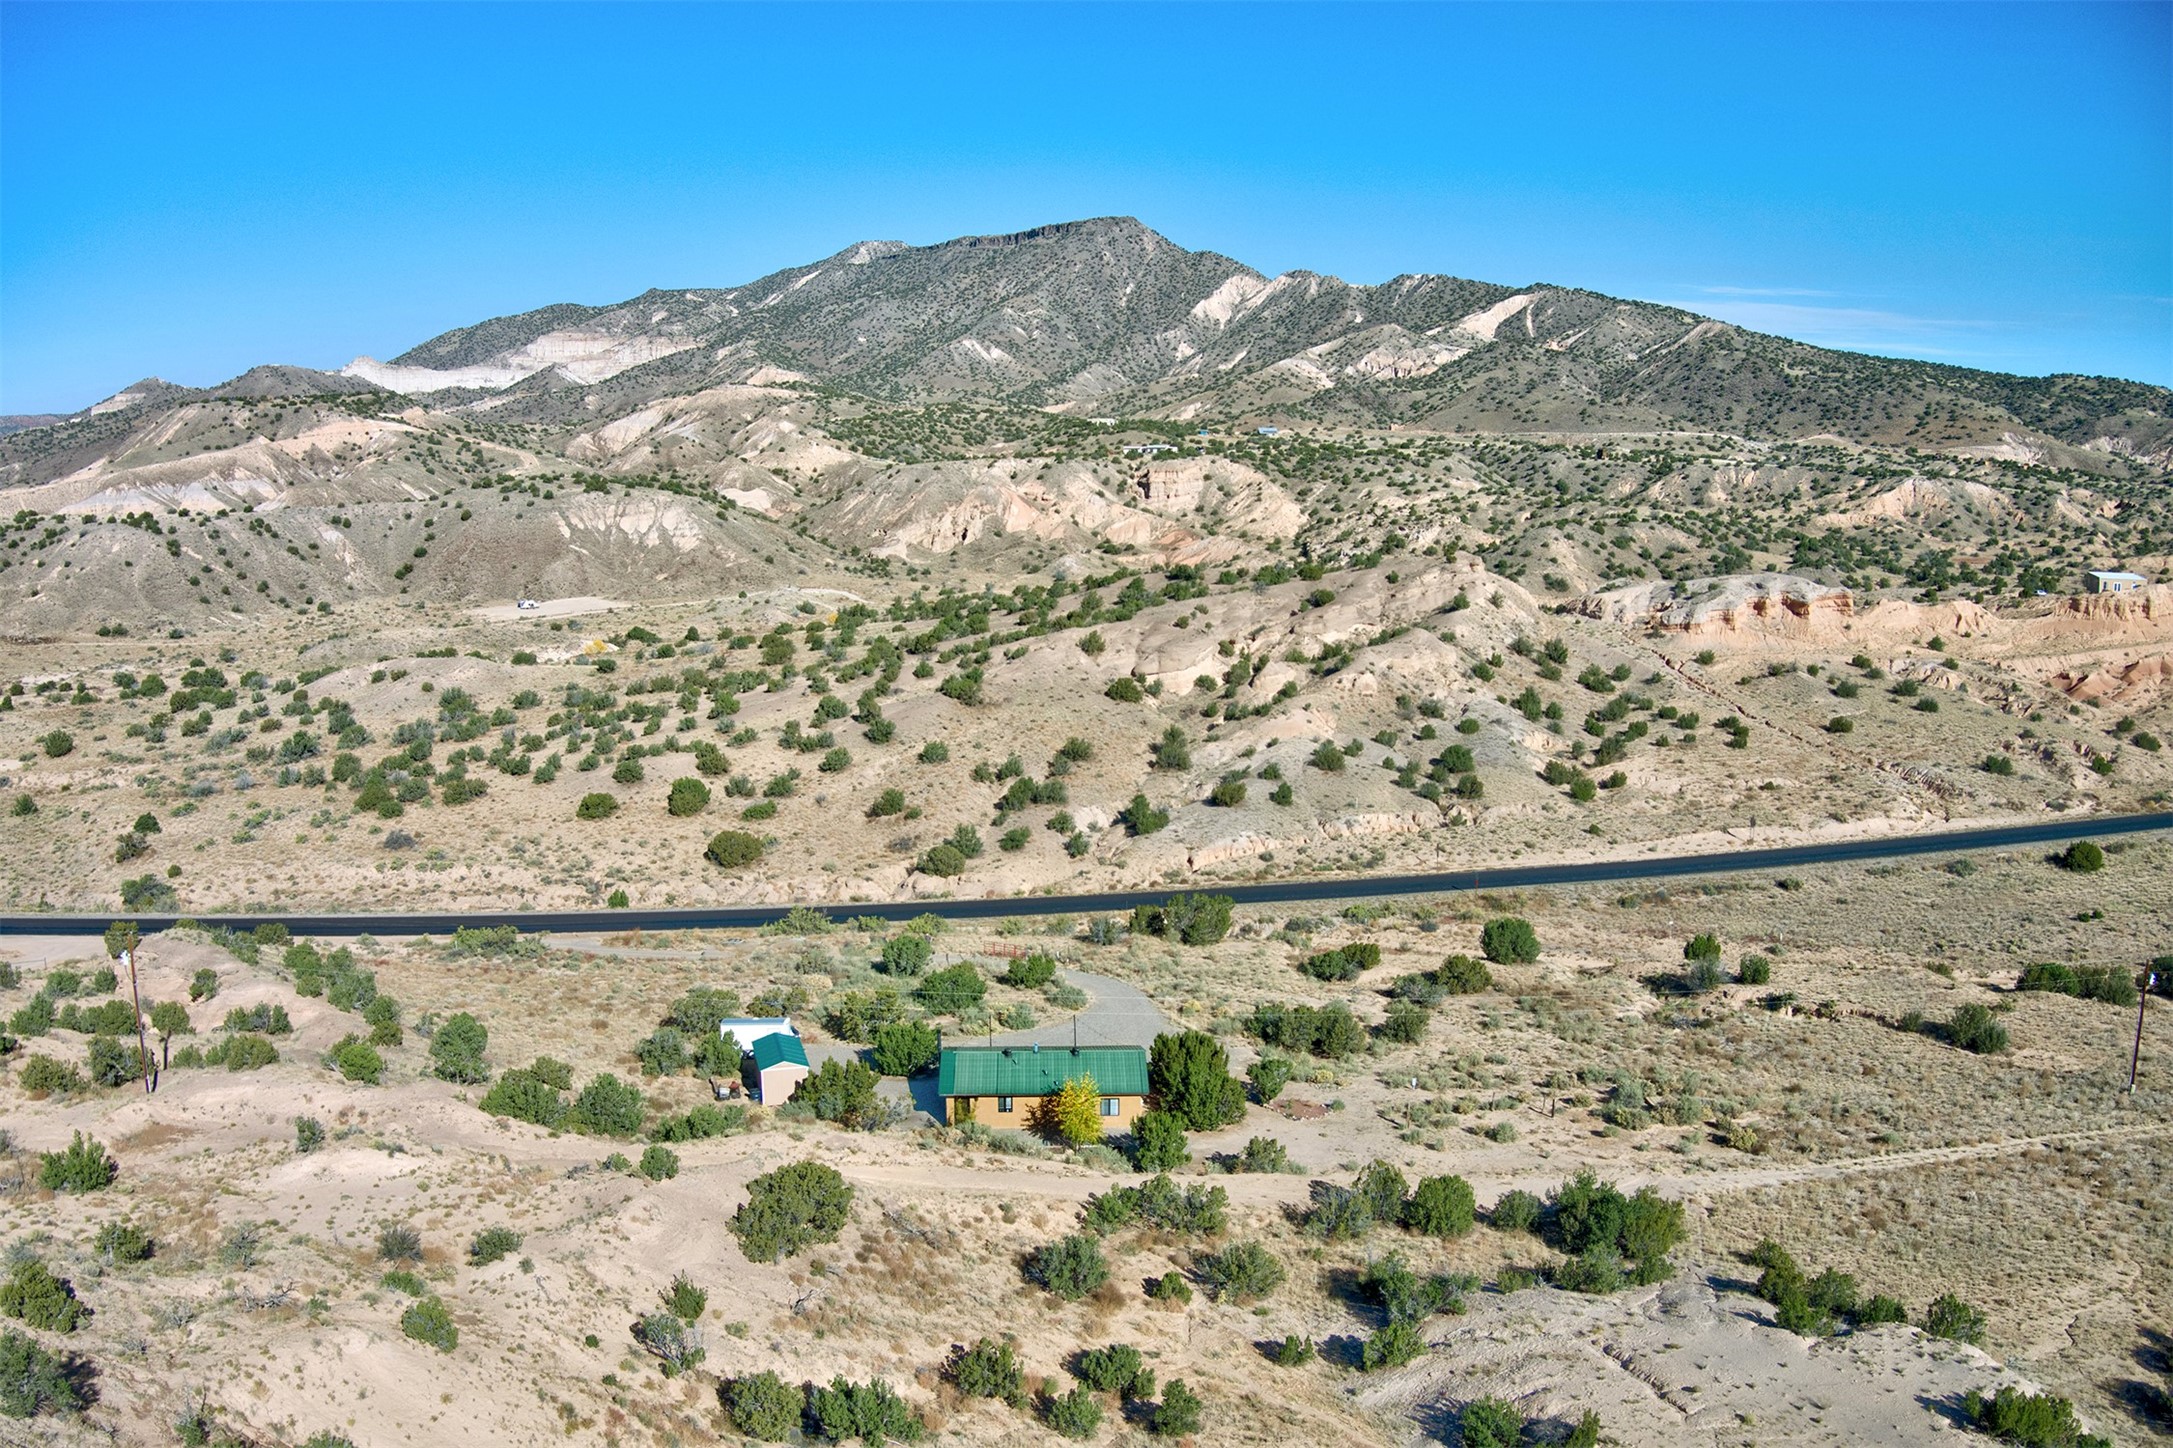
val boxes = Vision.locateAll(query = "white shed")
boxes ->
[716,1017,798,1050]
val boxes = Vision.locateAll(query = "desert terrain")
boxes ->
[2,216,2169,1447]
[2,836,2169,1446]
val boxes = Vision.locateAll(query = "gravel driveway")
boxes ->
[978,968,1174,1052]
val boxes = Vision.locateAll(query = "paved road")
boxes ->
[3,812,2165,938]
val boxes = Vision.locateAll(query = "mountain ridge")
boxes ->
[2,213,2163,622]
[26,216,2167,463]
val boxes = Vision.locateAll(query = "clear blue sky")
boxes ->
[2,2,2167,413]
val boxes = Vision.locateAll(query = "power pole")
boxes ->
[2130,966,2155,1094]
[123,946,153,1095]
[105,920,153,1094]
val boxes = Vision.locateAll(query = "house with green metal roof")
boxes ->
[936,1044,1149,1130]
[748,1031,810,1105]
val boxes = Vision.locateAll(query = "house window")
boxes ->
[1100,1097,1121,1117]
[997,1097,1013,1114]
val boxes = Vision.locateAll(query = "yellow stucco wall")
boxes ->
[945,1093,1146,1130]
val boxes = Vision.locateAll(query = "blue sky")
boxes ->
[2,2,2167,413]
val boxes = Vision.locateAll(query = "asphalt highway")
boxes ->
[2,811,2164,939]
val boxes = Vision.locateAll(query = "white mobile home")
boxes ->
[2085,570,2147,594]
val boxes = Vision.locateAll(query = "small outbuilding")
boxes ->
[2086,570,2148,594]
[748,1032,810,1105]
[937,1044,1149,1131]
[716,1017,798,1049]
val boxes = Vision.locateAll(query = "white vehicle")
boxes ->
[516,598,541,611]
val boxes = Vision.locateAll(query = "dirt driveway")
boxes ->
[983,967,1175,1050]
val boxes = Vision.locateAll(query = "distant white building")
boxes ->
[1088,417,1117,426]
[1255,426,1280,437]
[2085,570,2147,594]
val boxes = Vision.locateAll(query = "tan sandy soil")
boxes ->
[2,826,2165,1446]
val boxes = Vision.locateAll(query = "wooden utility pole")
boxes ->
[107,919,155,1094]
[2130,966,2155,1094]
[121,943,152,1087]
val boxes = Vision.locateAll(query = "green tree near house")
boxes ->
[1147,1031,1245,1130]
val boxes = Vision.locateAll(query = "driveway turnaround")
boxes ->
[968,969,1175,1053]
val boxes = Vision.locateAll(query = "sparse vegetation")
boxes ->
[949,1337,1023,1403]
[400,1296,458,1352]
[4,224,2171,1448]
[38,1132,116,1193]
[1460,1397,1526,1448]
[1924,1291,1989,1344]
[1147,1029,1245,1129]
[1480,916,1541,964]
[1964,1385,2108,1448]
[806,1376,924,1442]
[0,1328,81,1418]
[2054,840,2104,873]
[1151,1379,1202,1436]
[705,829,766,869]
[0,1260,85,1333]
[1196,1241,1284,1302]
[732,1160,853,1262]
[870,1019,940,1076]
[468,1227,522,1265]
[1026,1233,1109,1300]
[1945,1002,2011,1054]
[429,1011,490,1082]
[726,1371,805,1440]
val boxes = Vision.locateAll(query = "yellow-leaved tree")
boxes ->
[1037,1072,1103,1144]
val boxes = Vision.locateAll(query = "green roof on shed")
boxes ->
[938,1045,1147,1098]
[750,1033,808,1071]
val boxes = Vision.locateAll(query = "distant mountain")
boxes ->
[318,215,2169,456]
[212,365,380,400]
[10,217,2168,459]
[1,216,2166,633]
